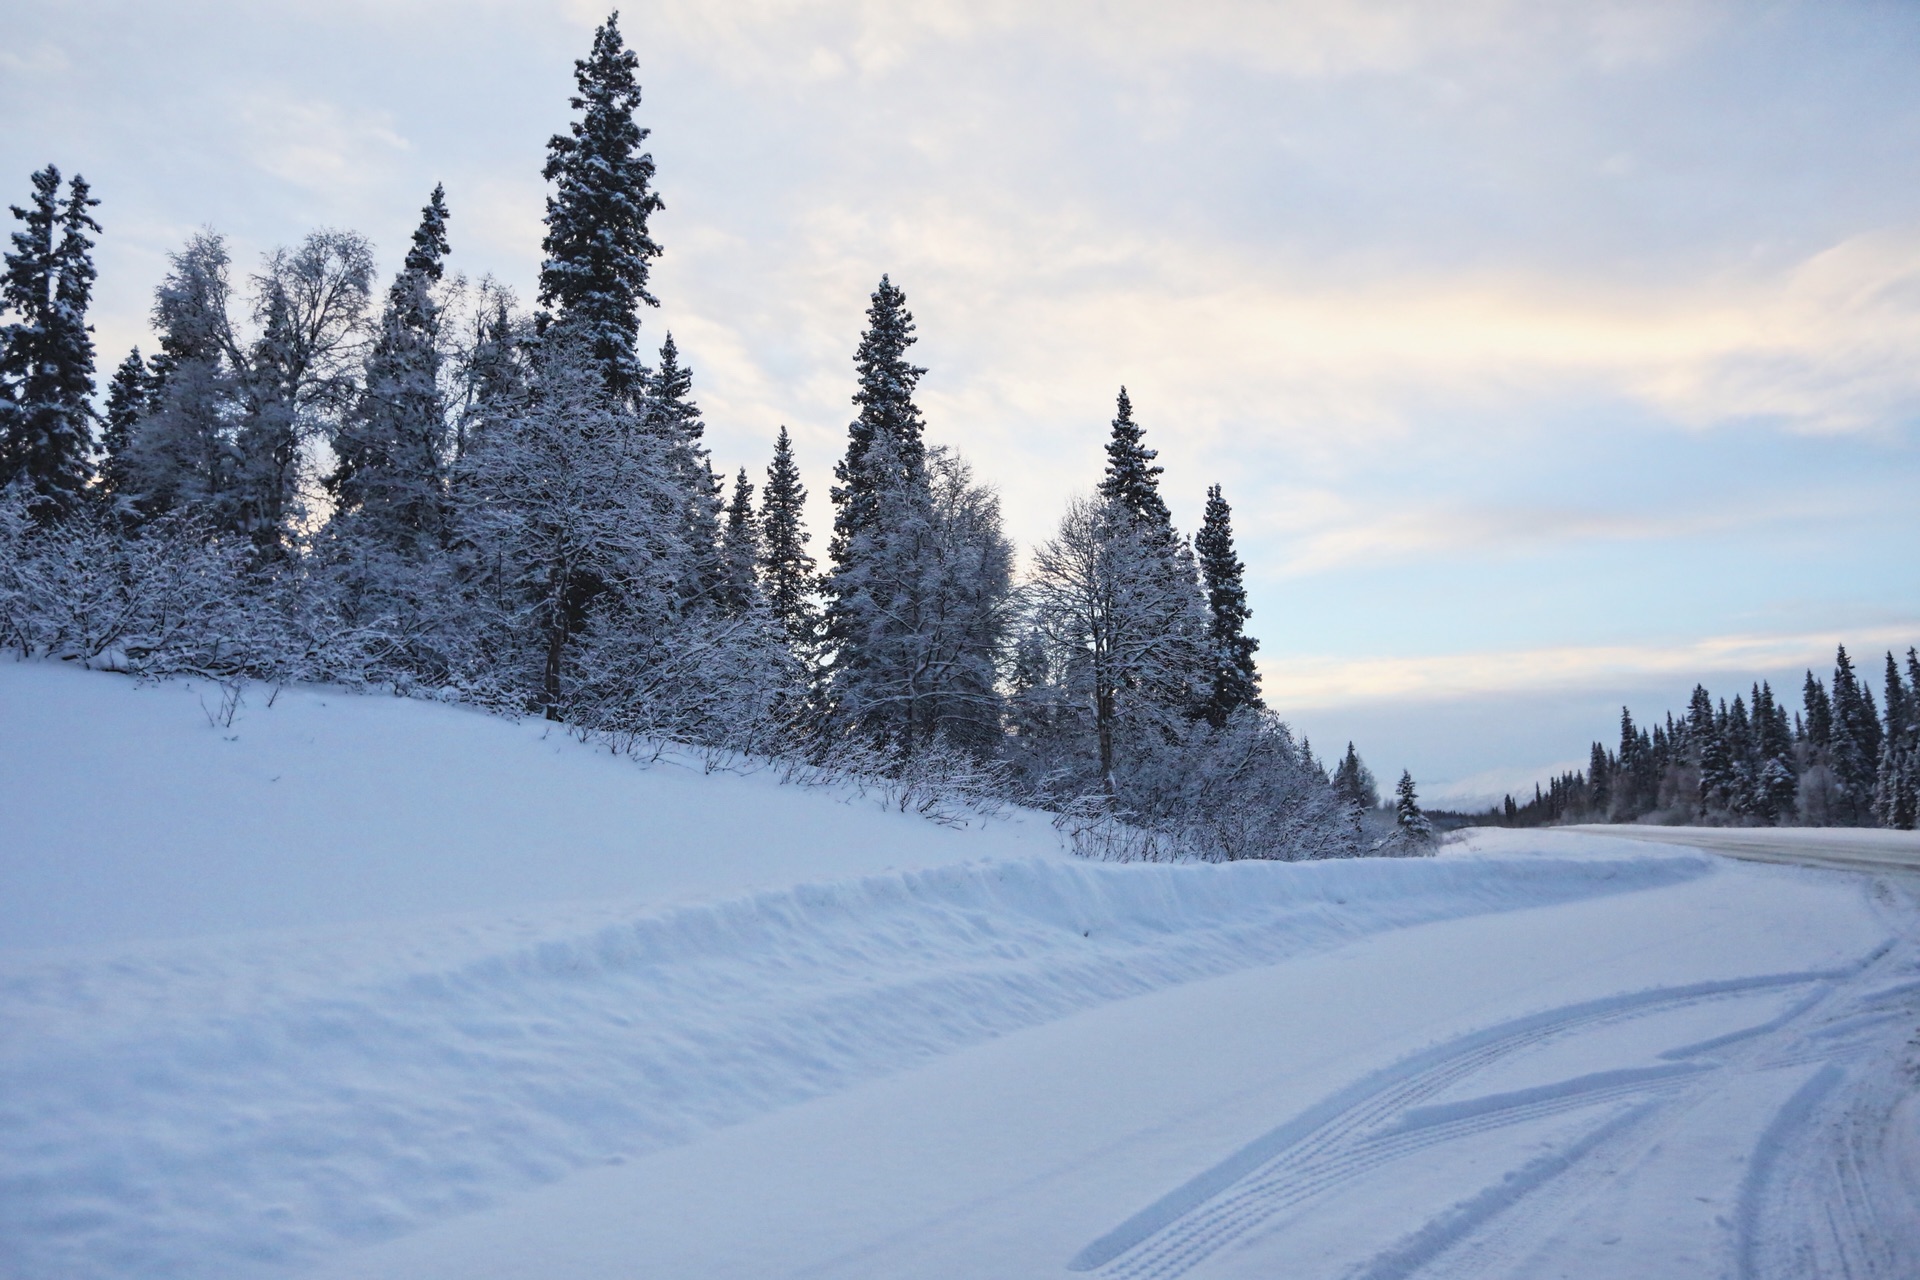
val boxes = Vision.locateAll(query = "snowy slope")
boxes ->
[3,662,1917,1280]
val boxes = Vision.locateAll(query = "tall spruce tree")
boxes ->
[1830,645,1880,822]
[824,275,931,742]
[97,346,153,508]
[539,11,664,401]
[718,468,761,616]
[327,184,452,547]
[1091,387,1209,724]
[1588,740,1612,817]
[1097,386,1174,539]
[1194,483,1261,726]
[643,334,723,607]
[1332,743,1377,811]
[1802,671,1832,749]
[1754,680,1796,822]
[1394,770,1432,841]
[0,166,100,512]
[1876,651,1916,829]
[760,424,818,653]
[829,275,924,567]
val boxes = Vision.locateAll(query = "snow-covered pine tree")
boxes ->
[1829,645,1880,824]
[643,334,723,609]
[1331,742,1378,813]
[1902,648,1920,830]
[1725,693,1756,819]
[1754,680,1797,823]
[0,166,100,514]
[1092,388,1209,724]
[538,11,663,403]
[759,424,818,655]
[829,275,925,565]
[1802,672,1833,750]
[1394,770,1433,844]
[824,275,933,747]
[1098,387,1174,540]
[718,468,761,616]
[327,185,452,550]
[1875,651,1916,830]
[1588,740,1612,817]
[1194,483,1261,727]
[97,347,154,511]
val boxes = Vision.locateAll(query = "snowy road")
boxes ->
[1562,824,1920,876]
[299,842,1919,1280]
[4,668,1918,1280]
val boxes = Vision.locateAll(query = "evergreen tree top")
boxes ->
[2,164,101,508]
[646,333,703,442]
[404,184,451,282]
[539,11,664,398]
[832,275,928,559]
[849,275,925,453]
[1195,482,1261,723]
[1097,386,1173,535]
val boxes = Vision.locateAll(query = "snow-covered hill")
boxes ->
[3,662,1916,1279]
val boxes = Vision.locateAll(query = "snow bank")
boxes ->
[0,660,1061,951]
[0,854,1711,1277]
[0,663,1719,1279]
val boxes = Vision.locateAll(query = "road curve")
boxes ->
[1561,824,1920,875]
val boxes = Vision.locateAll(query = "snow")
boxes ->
[2,661,1917,1279]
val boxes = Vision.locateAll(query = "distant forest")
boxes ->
[0,15,1434,862]
[1496,644,1919,831]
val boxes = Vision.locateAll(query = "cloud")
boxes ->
[1261,623,1920,708]
[1266,493,1843,577]
[0,41,71,76]
[641,0,1721,84]
[239,94,411,196]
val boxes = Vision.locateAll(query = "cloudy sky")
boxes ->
[7,0,1920,803]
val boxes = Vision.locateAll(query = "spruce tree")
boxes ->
[643,334,723,606]
[1394,770,1433,842]
[829,275,925,567]
[98,346,154,507]
[1332,743,1377,811]
[1097,386,1174,539]
[1754,680,1797,822]
[825,275,935,744]
[1088,387,1210,725]
[0,166,100,512]
[1588,740,1612,817]
[539,11,664,401]
[1876,652,1916,829]
[1830,645,1879,822]
[1696,691,1732,814]
[718,467,761,615]
[760,424,818,653]
[1802,672,1832,749]
[328,184,452,547]
[1194,483,1261,726]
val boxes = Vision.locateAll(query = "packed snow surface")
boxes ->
[2,661,1917,1279]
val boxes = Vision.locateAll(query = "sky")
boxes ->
[6,0,1920,805]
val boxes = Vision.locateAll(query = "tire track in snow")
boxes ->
[1071,952,1890,1279]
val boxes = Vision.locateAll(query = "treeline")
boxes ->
[0,16,1432,862]
[1496,644,1919,830]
